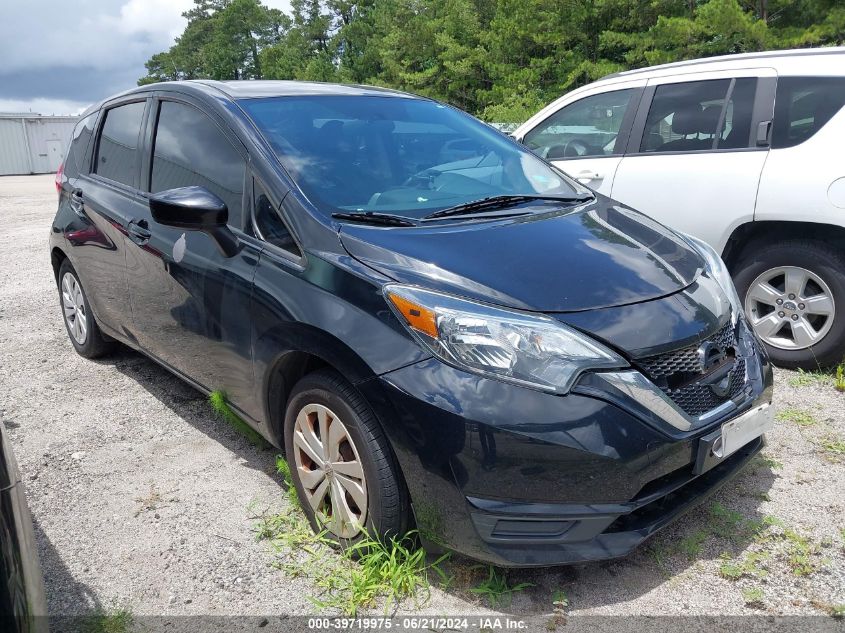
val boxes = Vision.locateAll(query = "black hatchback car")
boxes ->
[50,81,773,566]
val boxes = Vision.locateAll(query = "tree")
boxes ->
[140,0,843,121]
[138,0,284,84]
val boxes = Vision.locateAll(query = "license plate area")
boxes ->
[694,403,773,475]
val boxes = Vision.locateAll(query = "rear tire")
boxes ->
[57,259,115,359]
[283,368,410,548]
[733,240,845,369]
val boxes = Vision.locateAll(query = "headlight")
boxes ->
[385,285,626,393]
[684,235,744,318]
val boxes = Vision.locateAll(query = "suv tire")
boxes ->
[733,240,845,369]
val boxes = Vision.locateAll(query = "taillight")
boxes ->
[55,163,64,195]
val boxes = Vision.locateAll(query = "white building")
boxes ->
[0,113,78,176]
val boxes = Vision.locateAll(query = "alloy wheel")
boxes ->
[61,272,88,345]
[292,403,368,539]
[745,266,835,350]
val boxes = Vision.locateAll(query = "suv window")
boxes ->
[640,78,756,153]
[254,182,300,257]
[523,89,635,159]
[772,77,845,149]
[64,112,97,178]
[95,102,146,187]
[151,101,246,228]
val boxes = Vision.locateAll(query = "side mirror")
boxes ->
[149,186,240,257]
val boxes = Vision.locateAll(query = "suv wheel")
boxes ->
[733,240,845,369]
[57,259,115,359]
[283,369,410,546]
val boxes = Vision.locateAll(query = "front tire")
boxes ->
[57,259,115,359]
[283,369,409,547]
[733,240,845,369]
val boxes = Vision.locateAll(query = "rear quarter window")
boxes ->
[772,77,845,149]
[63,113,97,179]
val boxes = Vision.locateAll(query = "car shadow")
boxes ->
[92,346,278,477]
[435,459,778,615]
[33,519,102,623]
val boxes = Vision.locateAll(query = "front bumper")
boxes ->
[363,321,773,567]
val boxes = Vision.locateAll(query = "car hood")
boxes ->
[338,199,705,312]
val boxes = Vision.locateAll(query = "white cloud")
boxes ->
[0,98,91,116]
[0,0,293,113]
[0,0,293,73]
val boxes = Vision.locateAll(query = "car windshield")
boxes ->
[239,95,580,218]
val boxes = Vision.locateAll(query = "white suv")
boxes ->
[514,47,845,369]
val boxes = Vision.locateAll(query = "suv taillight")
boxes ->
[55,162,64,195]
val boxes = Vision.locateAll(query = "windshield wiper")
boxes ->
[332,212,418,227]
[423,193,594,220]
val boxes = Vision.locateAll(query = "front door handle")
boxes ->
[127,218,152,243]
[574,170,602,183]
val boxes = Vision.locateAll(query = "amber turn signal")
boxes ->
[387,292,439,338]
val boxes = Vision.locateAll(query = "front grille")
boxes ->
[661,358,747,417]
[635,320,748,418]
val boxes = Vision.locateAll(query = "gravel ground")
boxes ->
[1,174,843,626]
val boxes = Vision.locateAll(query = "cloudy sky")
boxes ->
[0,0,292,115]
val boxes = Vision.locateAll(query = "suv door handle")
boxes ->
[574,170,602,183]
[70,188,85,217]
[127,219,152,243]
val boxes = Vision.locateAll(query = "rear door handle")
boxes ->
[574,170,602,183]
[127,218,152,243]
[70,188,85,217]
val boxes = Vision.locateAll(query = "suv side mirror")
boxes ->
[149,186,240,257]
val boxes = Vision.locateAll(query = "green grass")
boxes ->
[648,504,778,570]
[546,590,569,630]
[208,390,269,448]
[836,364,845,393]
[776,408,817,427]
[718,550,769,580]
[752,454,783,471]
[714,515,827,581]
[469,566,533,608]
[255,499,448,616]
[275,455,301,509]
[832,604,845,619]
[783,528,819,576]
[312,531,450,615]
[789,368,834,388]
[820,435,845,457]
[79,607,132,633]
[742,586,765,607]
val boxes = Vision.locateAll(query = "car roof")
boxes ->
[82,79,420,117]
[198,79,414,99]
[600,46,845,82]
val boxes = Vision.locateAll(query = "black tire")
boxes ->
[283,368,410,548]
[57,259,115,359]
[733,240,845,369]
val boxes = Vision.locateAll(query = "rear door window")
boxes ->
[151,100,246,229]
[640,78,756,153]
[95,101,146,187]
[523,89,636,159]
[772,77,845,149]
